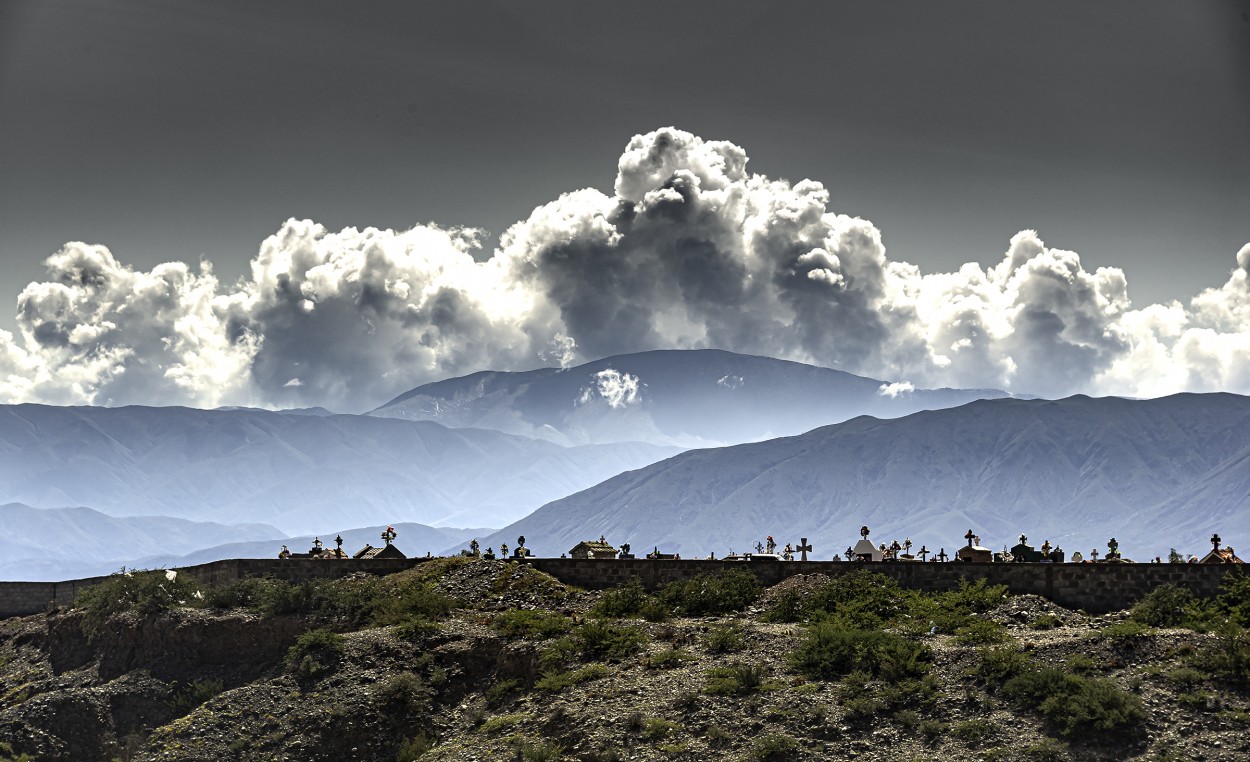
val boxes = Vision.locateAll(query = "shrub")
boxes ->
[657,569,762,616]
[703,624,746,654]
[1131,584,1197,628]
[789,620,929,681]
[954,618,1008,645]
[286,628,344,680]
[1099,620,1151,641]
[746,733,800,761]
[511,739,564,762]
[396,732,436,761]
[491,609,571,639]
[918,719,947,744]
[590,577,648,618]
[703,663,767,695]
[485,679,520,705]
[393,618,441,641]
[534,663,610,692]
[951,718,996,744]
[1193,626,1250,689]
[75,569,203,637]
[1029,614,1062,630]
[170,677,224,714]
[479,713,526,735]
[574,620,647,660]
[1001,667,1144,738]
[641,718,680,740]
[974,646,1030,685]
[1210,571,1250,629]
[643,648,689,670]
[374,672,431,715]
[766,570,912,628]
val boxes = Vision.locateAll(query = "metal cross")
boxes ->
[797,537,813,562]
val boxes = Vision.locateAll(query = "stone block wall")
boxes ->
[0,556,1242,619]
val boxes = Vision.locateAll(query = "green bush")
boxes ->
[1001,667,1145,738]
[973,646,1030,684]
[951,718,996,744]
[789,620,929,681]
[491,609,571,639]
[746,733,801,761]
[1193,627,1250,689]
[286,628,344,680]
[201,573,455,627]
[534,663,610,692]
[766,570,912,628]
[640,718,680,740]
[656,568,762,616]
[75,569,203,637]
[703,624,746,654]
[1131,584,1197,628]
[574,620,647,660]
[703,663,767,695]
[1209,571,1250,629]
[1099,620,1151,641]
[393,618,441,641]
[170,677,224,714]
[590,577,648,618]
[643,648,689,670]
[396,732,436,761]
[1029,614,1062,630]
[374,671,431,714]
[953,618,1008,645]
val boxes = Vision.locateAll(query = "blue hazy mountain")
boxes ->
[370,348,1010,447]
[0,503,282,581]
[0,405,677,534]
[475,393,1250,560]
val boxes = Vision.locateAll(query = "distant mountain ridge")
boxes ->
[0,404,677,534]
[476,393,1250,559]
[0,503,282,581]
[370,348,1011,447]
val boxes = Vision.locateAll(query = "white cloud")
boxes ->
[1,126,1249,410]
[878,381,915,398]
[717,374,744,390]
[577,369,641,409]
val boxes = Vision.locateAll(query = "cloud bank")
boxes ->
[2,127,1248,410]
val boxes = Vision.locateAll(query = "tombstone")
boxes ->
[1070,550,1083,563]
[766,536,777,554]
[852,527,882,562]
[1090,548,1099,561]
[482,546,496,560]
[1010,534,1041,563]
[901,538,913,560]
[618,542,635,560]
[1106,537,1120,560]
[1050,546,1065,564]
[309,537,324,557]
[797,537,813,562]
[278,544,291,559]
[957,531,993,563]
[844,546,855,561]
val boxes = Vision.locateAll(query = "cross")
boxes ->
[1107,537,1118,555]
[335,534,343,551]
[797,537,813,562]
[312,537,323,550]
[844,546,854,561]
[860,525,871,539]
[1212,533,1222,551]
[903,538,912,555]
[754,541,764,553]
[1019,534,1028,546]
[1041,540,1052,556]
[1091,548,1099,561]
[964,529,975,547]
[918,545,928,561]
[936,548,948,562]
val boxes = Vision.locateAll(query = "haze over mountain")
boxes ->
[0,405,676,534]
[0,503,282,581]
[371,349,1010,447]
[478,393,1250,559]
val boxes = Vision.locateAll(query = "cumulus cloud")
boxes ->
[717,374,744,390]
[878,381,915,398]
[577,369,642,409]
[1,126,1248,410]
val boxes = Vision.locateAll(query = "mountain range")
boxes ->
[370,349,1010,447]
[476,393,1250,560]
[0,404,676,533]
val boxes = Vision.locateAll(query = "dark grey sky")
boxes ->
[1,0,1248,334]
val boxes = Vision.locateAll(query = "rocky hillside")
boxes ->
[0,561,1247,761]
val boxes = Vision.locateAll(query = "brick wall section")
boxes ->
[1,557,1242,619]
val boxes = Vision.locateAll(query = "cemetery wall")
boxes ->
[0,557,428,618]
[0,556,1242,618]
[520,558,1243,614]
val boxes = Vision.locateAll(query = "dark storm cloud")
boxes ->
[1,127,1249,409]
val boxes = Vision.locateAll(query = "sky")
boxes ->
[0,0,1248,411]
